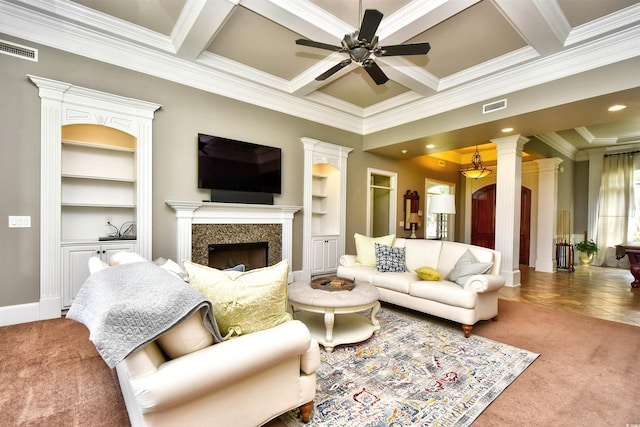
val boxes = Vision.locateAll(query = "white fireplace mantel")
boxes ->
[166,201,301,277]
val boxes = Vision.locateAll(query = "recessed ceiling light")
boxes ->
[401,149,408,154]
[608,104,627,112]
[425,144,434,149]
[501,127,514,133]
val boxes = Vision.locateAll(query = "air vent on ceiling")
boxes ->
[482,99,507,114]
[0,39,38,62]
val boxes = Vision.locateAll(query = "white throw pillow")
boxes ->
[154,257,189,282]
[109,251,148,266]
[446,249,493,287]
[354,233,395,267]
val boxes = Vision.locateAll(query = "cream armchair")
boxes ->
[117,319,319,427]
[86,254,320,426]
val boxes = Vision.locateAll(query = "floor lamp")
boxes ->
[428,194,456,240]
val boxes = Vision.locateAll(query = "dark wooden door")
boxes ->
[471,184,496,249]
[471,184,532,265]
[519,187,531,265]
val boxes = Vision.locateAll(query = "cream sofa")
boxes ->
[85,254,320,427]
[337,238,505,337]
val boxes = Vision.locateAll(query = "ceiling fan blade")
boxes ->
[358,9,383,43]
[363,60,388,85]
[296,38,342,52]
[377,42,431,56]
[316,59,352,81]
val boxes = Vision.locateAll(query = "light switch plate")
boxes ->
[8,216,31,228]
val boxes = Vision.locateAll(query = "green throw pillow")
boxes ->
[183,259,292,339]
[354,233,395,266]
[415,266,441,281]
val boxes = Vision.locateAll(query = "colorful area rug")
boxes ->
[280,307,538,427]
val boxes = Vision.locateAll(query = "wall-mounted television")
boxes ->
[198,133,282,204]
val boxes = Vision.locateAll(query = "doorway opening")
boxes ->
[367,168,397,237]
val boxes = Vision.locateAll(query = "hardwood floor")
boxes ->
[500,264,640,327]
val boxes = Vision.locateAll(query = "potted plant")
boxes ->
[574,238,599,264]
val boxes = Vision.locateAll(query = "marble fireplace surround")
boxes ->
[166,201,301,281]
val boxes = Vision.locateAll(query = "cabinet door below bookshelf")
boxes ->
[311,236,338,275]
[62,242,136,308]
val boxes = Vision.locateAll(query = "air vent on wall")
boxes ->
[482,99,506,114]
[0,39,38,62]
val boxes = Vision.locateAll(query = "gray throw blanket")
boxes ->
[67,262,223,368]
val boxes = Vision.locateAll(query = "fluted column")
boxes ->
[534,158,563,272]
[491,135,529,287]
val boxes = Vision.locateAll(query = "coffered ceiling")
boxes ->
[1,0,639,162]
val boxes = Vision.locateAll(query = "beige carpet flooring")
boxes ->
[1,299,639,426]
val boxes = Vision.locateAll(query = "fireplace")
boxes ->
[191,223,281,266]
[166,201,301,282]
[208,242,268,270]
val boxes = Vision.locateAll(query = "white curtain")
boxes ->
[593,153,637,265]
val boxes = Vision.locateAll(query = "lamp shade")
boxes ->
[408,212,420,224]
[428,194,456,214]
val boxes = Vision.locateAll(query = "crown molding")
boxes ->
[21,0,175,52]
[533,133,578,160]
[1,0,639,138]
[565,3,640,46]
[365,25,640,134]
[438,46,539,91]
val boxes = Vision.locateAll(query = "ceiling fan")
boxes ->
[295,9,431,85]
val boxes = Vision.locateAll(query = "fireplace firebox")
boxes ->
[208,242,268,271]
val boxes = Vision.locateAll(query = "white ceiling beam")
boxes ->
[379,0,481,44]
[290,53,358,96]
[240,0,352,43]
[375,56,439,95]
[172,0,237,60]
[493,0,568,55]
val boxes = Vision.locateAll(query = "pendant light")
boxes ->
[460,146,492,179]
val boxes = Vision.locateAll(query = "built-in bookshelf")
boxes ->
[301,138,352,281]
[61,128,137,242]
[29,75,160,318]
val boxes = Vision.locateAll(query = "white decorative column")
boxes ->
[32,77,67,320]
[534,158,563,272]
[492,134,529,287]
[166,201,301,282]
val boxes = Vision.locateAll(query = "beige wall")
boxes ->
[0,33,589,310]
[0,34,445,308]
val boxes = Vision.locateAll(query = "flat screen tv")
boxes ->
[198,133,281,204]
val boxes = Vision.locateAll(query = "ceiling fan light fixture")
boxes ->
[294,8,430,85]
[351,47,371,62]
[460,146,492,179]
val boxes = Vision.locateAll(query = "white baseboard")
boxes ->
[0,297,62,326]
[292,269,304,282]
[0,302,40,326]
